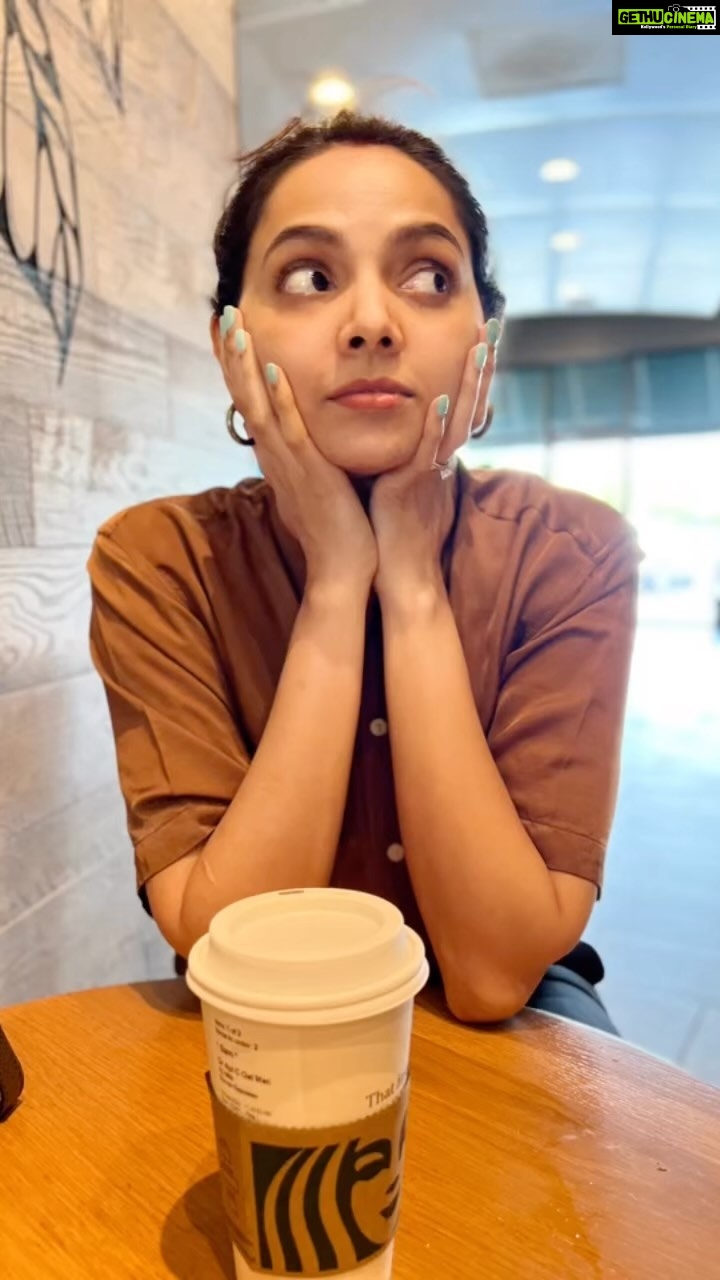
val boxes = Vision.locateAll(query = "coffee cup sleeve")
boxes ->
[205,1073,410,1276]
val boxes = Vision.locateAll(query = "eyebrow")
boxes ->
[262,220,465,263]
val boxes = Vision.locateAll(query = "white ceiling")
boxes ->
[235,0,720,319]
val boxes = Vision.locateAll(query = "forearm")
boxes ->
[381,585,583,1021]
[178,581,369,948]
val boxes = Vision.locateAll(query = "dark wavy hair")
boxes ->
[212,111,505,323]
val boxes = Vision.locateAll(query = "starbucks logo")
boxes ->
[251,1118,406,1273]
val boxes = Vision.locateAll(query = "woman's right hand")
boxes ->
[216,307,378,593]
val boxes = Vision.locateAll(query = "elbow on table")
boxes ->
[444,972,533,1026]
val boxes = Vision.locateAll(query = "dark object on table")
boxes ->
[0,1025,24,1120]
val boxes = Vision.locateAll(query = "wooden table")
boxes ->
[2,980,720,1279]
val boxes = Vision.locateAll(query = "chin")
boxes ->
[312,411,422,477]
[322,439,418,477]
[345,462,387,479]
[344,455,412,479]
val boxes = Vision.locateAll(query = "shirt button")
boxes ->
[386,843,405,864]
[370,718,388,737]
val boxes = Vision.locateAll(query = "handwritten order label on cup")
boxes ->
[207,1074,409,1276]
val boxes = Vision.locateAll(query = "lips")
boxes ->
[328,378,415,414]
[329,378,414,399]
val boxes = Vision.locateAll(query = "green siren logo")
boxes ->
[614,3,717,31]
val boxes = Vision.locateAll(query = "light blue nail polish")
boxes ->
[437,394,450,418]
[220,305,236,337]
[486,318,502,348]
[234,329,247,354]
[475,342,489,372]
[265,362,279,387]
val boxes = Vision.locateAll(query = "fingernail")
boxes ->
[475,342,488,372]
[265,362,279,387]
[486,318,502,348]
[234,329,247,354]
[437,394,450,418]
[220,305,236,338]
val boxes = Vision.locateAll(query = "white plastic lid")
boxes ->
[186,888,429,1025]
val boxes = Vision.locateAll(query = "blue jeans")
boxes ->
[528,963,619,1036]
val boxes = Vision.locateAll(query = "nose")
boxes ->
[337,279,404,355]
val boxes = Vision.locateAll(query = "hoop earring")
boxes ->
[225,403,255,447]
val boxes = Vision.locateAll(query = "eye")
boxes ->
[403,264,454,296]
[280,265,334,296]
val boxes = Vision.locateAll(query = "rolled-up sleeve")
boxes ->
[487,531,641,892]
[87,524,249,900]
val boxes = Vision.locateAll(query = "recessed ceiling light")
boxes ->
[540,158,580,184]
[308,73,356,111]
[551,230,582,252]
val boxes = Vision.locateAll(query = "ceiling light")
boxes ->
[551,230,582,253]
[540,158,580,184]
[308,73,356,111]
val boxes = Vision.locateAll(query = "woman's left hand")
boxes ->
[370,328,496,602]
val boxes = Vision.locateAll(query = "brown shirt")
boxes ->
[87,462,641,954]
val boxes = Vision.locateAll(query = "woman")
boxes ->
[88,113,641,1030]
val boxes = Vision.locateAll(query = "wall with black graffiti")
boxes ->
[0,0,251,1003]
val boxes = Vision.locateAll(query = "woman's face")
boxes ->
[237,144,484,477]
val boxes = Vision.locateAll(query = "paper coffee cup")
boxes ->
[187,888,429,1280]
